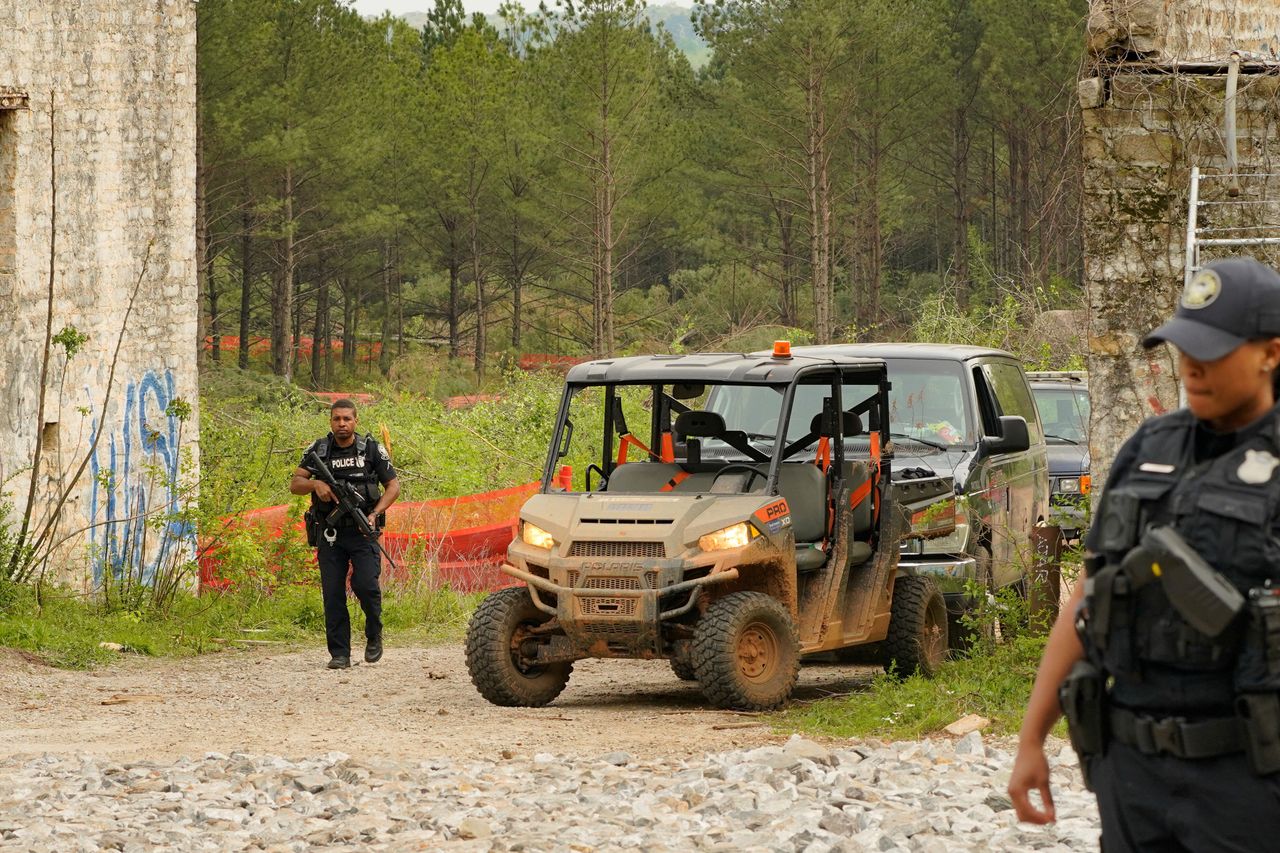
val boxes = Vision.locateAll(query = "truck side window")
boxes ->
[982,362,1044,443]
[972,367,1001,436]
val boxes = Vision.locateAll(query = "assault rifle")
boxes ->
[1120,525,1245,637]
[305,449,398,570]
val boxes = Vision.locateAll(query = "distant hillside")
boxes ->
[390,3,710,69]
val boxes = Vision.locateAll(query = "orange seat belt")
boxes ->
[616,433,655,465]
[869,431,883,524]
[660,470,691,492]
[850,479,872,509]
[660,432,675,463]
[814,436,831,472]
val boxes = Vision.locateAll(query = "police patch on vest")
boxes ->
[1237,449,1280,484]
[378,443,389,461]
[1181,268,1222,309]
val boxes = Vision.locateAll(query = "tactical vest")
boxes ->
[310,433,383,513]
[1087,407,1280,714]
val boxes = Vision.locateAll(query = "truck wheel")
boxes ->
[670,649,698,681]
[466,587,572,707]
[692,591,800,711]
[885,575,948,678]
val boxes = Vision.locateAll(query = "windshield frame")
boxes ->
[541,365,889,494]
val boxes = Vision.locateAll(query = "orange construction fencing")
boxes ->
[199,480,548,594]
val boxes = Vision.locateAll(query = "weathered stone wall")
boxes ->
[1088,0,1280,62]
[1082,1,1280,483]
[0,0,198,584]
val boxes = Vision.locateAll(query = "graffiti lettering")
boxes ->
[88,368,194,584]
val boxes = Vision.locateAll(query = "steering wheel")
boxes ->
[713,463,771,492]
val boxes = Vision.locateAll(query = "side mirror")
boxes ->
[979,415,1031,456]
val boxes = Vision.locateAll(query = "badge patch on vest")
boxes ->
[1237,449,1280,484]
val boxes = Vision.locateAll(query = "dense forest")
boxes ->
[197,0,1088,385]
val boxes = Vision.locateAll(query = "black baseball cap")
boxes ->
[1143,257,1280,361]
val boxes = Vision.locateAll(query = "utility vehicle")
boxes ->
[464,345,958,710]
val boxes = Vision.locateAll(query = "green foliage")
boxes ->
[52,325,90,359]
[778,634,1058,739]
[198,0,1087,375]
[0,579,476,669]
[198,363,567,512]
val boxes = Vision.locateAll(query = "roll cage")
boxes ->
[540,354,892,498]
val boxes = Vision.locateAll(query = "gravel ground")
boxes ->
[0,645,1098,851]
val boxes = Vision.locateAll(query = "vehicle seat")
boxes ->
[776,463,828,572]
[608,462,716,493]
[808,410,862,439]
[608,462,683,493]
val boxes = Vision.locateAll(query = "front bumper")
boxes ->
[500,563,740,659]
[1049,495,1087,538]
[897,556,979,596]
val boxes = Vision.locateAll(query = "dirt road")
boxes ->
[0,644,876,763]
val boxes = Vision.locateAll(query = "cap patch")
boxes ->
[1181,268,1222,309]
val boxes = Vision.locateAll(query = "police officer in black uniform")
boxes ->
[1009,257,1280,850]
[290,399,400,669]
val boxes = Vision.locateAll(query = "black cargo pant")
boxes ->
[316,527,383,659]
[1090,741,1280,852]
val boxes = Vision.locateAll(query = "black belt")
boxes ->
[1110,707,1244,759]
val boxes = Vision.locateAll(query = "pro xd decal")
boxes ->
[754,499,792,534]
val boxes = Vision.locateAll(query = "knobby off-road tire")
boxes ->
[466,587,572,707]
[670,651,698,682]
[691,591,800,711]
[885,575,948,678]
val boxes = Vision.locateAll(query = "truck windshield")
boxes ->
[1032,386,1089,444]
[883,358,973,448]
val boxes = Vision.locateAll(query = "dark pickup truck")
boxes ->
[1028,371,1090,542]
[729,344,1052,625]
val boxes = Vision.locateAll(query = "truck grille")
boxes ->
[567,571,659,589]
[568,541,666,559]
[582,576,641,590]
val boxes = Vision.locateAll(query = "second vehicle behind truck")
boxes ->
[745,344,1053,637]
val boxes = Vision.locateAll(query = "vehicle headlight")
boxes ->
[1056,478,1081,494]
[521,522,556,550]
[699,522,753,552]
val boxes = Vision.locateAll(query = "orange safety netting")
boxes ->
[202,336,384,362]
[198,480,545,594]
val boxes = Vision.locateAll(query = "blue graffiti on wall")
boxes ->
[88,369,194,585]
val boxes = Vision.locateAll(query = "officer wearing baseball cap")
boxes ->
[1144,257,1280,361]
[1010,256,1280,850]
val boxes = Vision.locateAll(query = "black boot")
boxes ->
[364,636,383,664]
[327,655,351,670]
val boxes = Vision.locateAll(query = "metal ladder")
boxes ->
[1184,166,1280,289]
